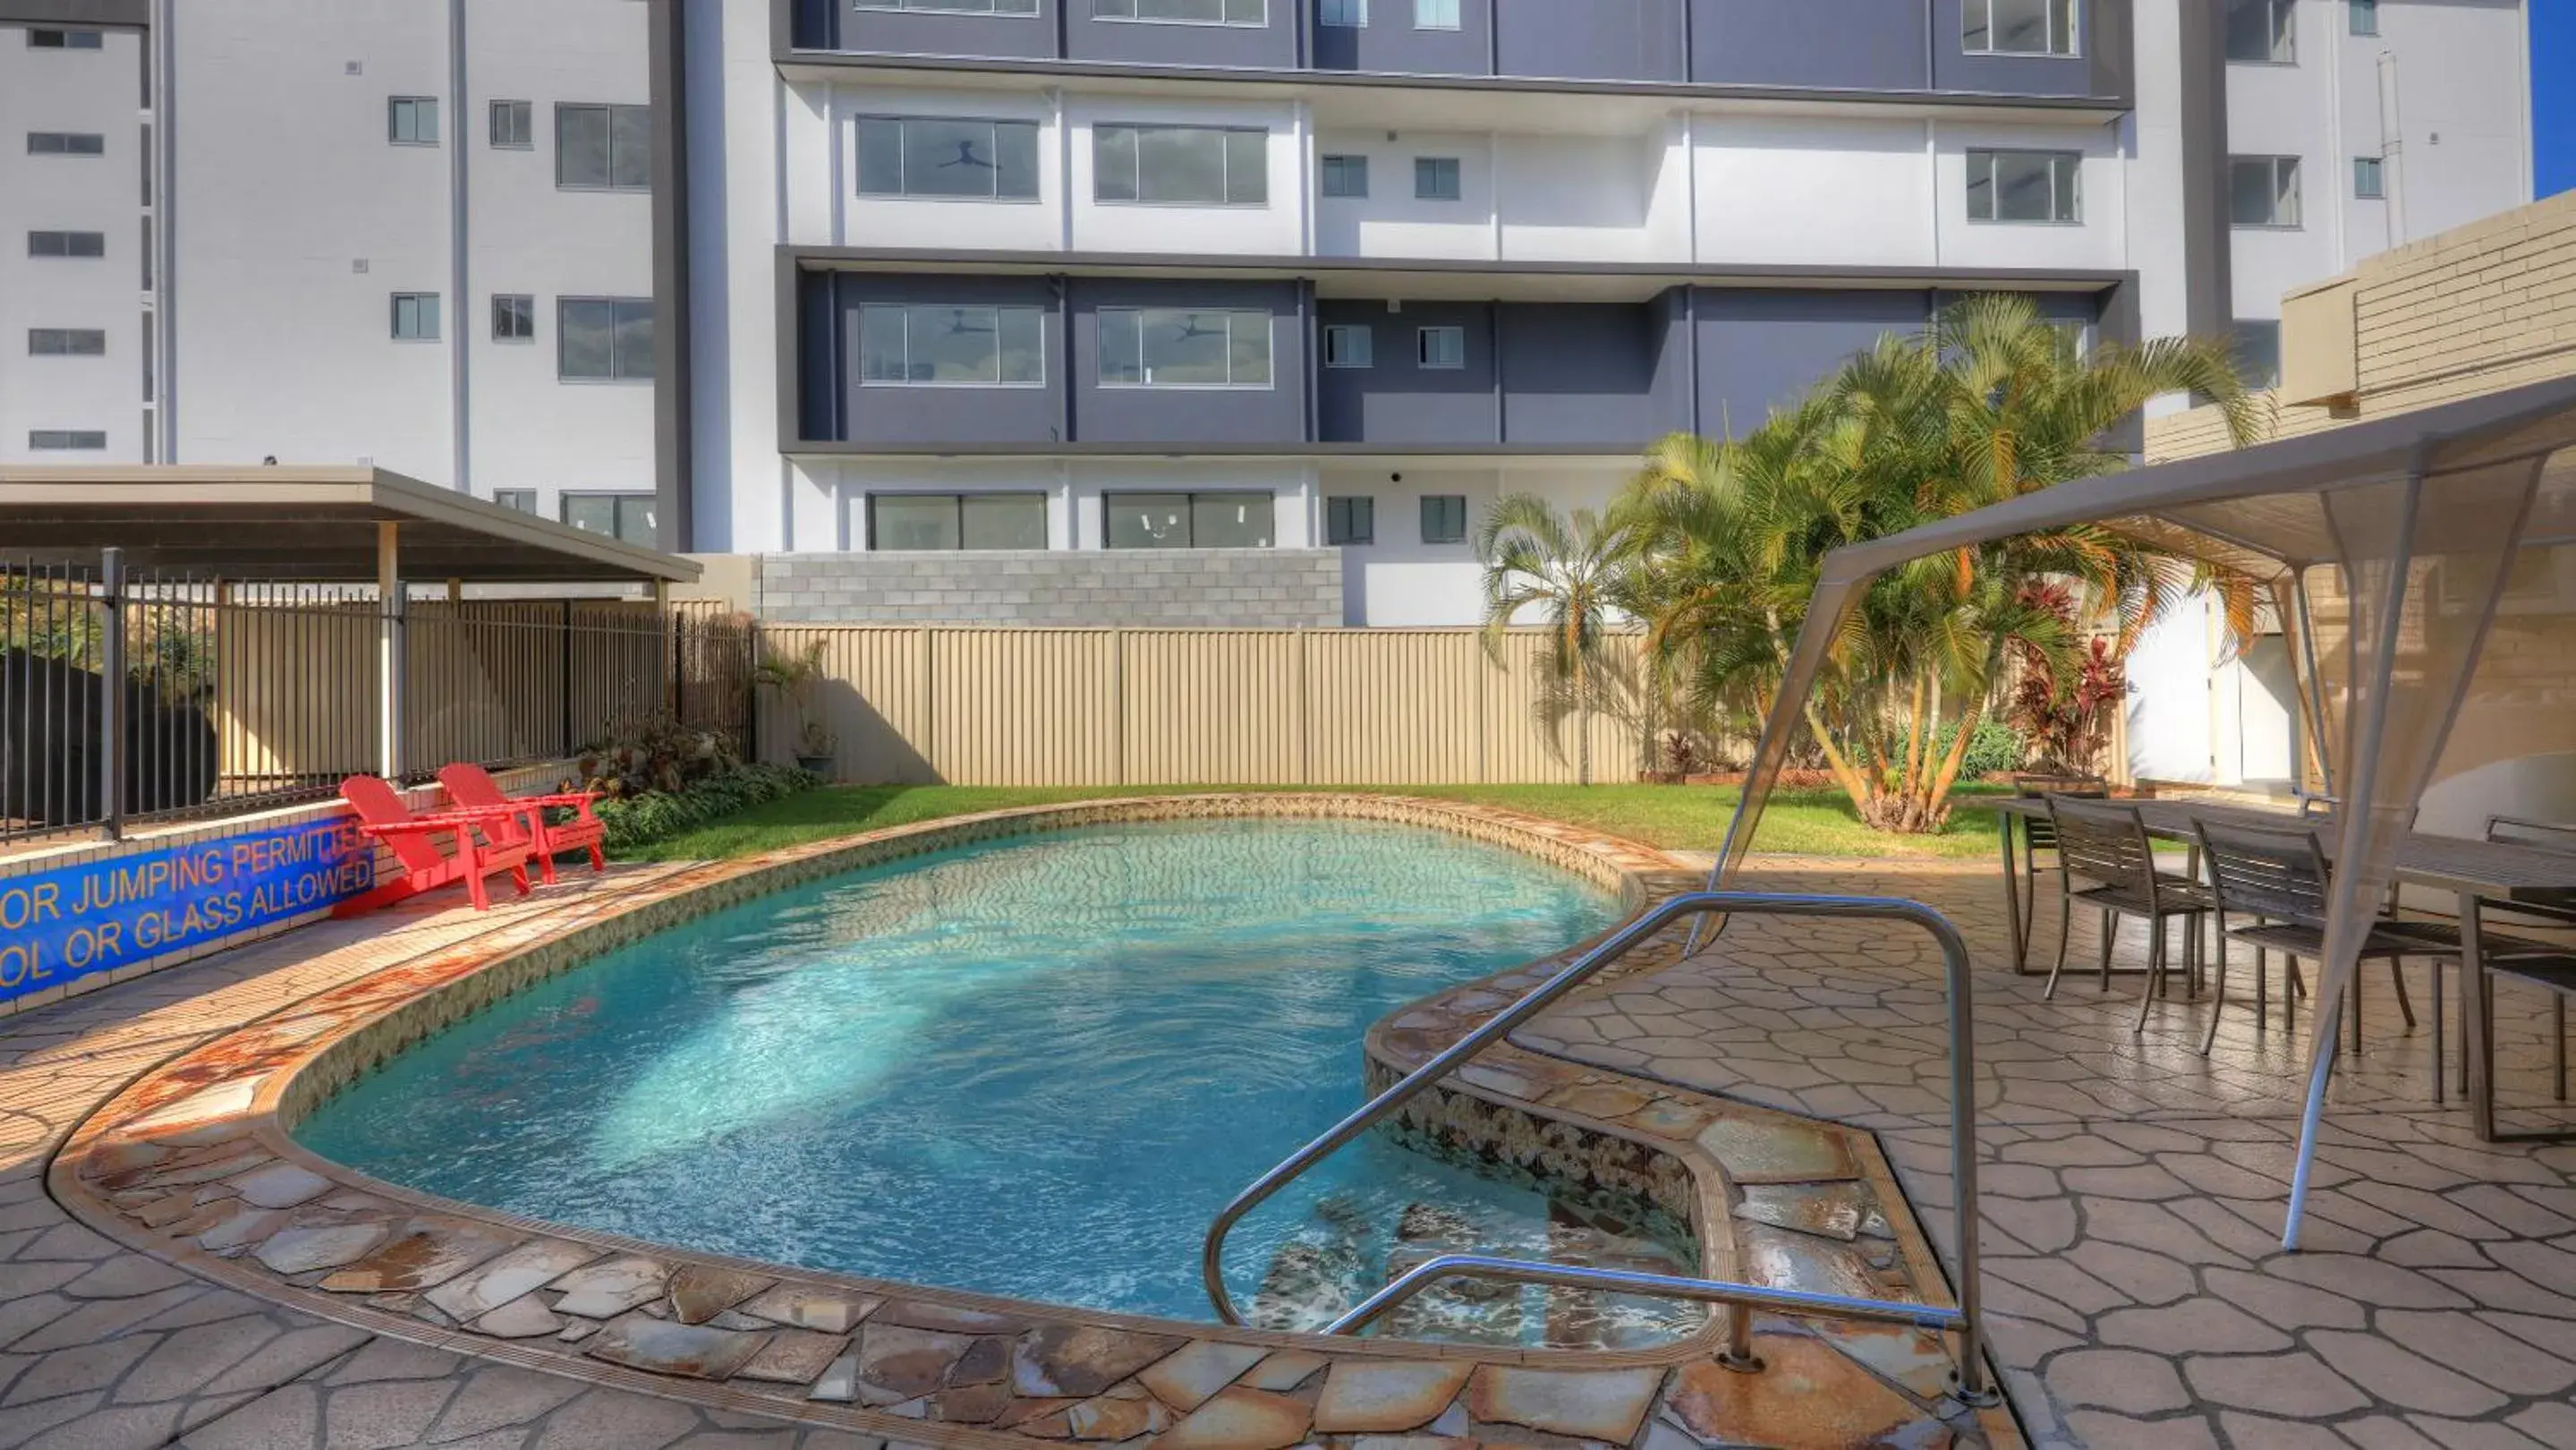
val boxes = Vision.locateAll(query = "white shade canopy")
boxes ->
[1707,372,2576,1247]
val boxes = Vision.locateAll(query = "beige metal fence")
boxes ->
[752,626,1733,789]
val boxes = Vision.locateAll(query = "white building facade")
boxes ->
[3,0,2534,624]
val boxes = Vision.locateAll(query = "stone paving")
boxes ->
[1524,853,2576,1450]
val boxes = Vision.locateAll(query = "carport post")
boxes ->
[98,548,125,841]
[377,523,404,780]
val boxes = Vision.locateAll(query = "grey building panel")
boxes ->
[1929,0,2101,98]
[2175,0,2230,340]
[0,0,147,23]
[1067,277,1309,445]
[650,0,695,549]
[1694,288,1932,439]
[833,273,1068,446]
[1315,300,1497,445]
[1312,0,1492,75]
[1066,4,1301,68]
[1492,0,1683,82]
[1688,0,1927,91]
[829,1,1064,57]
[1500,302,1676,445]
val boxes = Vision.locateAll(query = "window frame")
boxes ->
[1419,494,1468,546]
[26,132,106,157]
[2229,154,2303,229]
[1965,148,2082,225]
[555,101,652,192]
[489,99,533,149]
[1092,0,1270,27]
[1960,0,2079,56]
[1319,153,1370,199]
[1096,307,1275,389]
[1416,325,1466,370]
[855,303,1048,388]
[1092,124,1269,207]
[1415,156,1462,201]
[27,230,107,259]
[387,96,441,148]
[1102,491,1277,550]
[28,430,107,450]
[2231,319,2283,389]
[2349,0,2378,38]
[2352,155,2385,200]
[1414,0,1461,30]
[491,489,539,514]
[866,491,1052,551]
[26,28,104,49]
[853,0,1041,13]
[1325,495,1376,546]
[558,491,658,547]
[2224,0,2297,64]
[556,296,655,382]
[854,114,1042,202]
[491,294,537,343]
[389,292,442,342]
[28,328,106,356]
[1320,0,1367,25]
[1322,323,1373,369]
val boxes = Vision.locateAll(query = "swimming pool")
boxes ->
[296,817,1700,1343]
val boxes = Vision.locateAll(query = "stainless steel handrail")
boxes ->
[1322,1254,1968,1339]
[1200,891,1996,1406]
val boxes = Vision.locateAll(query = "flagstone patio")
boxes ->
[0,803,2567,1449]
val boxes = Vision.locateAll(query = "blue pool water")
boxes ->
[298,818,1696,1339]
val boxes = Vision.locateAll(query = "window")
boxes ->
[2231,156,2301,227]
[869,493,1049,550]
[1325,496,1374,546]
[29,328,106,356]
[1416,326,1465,370]
[558,298,654,380]
[1098,308,1271,388]
[1093,0,1267,23]
[1415,0,1460,30]
[561,493,656,546]
[29,430,106,450]
[1320,154,1369,198]
[858,304,1045,386]
[390,293,441,340]
[557,103,651,191]
[2231,320,2282,389]
[1966,149,2080,223]
[1415,157,1462,200]
[490,99,532,149]
[27,132,105,157]
[2350,0,2378,37]
[1321,0,1366,24]
[1105,493,1274,549]
[2225,0,2295,62]
[1420,495,1467,545]
[492,294,536,342]
[1961,0,2075,55]
[861,0,1038,12]
[26,28,103,49]
[492,490,537,514]
[28,231,106,259]
[1323,324,1373,368]
[2353,155,2385,200]
[1094,124,1266,205]
[388,97,440,146]
[855,116,1040,200]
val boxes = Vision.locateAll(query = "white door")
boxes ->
[2126,601,2215,785]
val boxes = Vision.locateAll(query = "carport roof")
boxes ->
[0,466,697,584]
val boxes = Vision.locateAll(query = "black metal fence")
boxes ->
[3,551,754,849]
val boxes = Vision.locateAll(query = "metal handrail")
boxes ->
[1200,891,1996,1406]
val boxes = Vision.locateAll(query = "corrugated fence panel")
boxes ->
[1479,632,1653,784]
[931,628,1120,787]
[1303,630,1484,784]
[767,627,935,785]
[1120,629,1305,785]
[215,600,378,787]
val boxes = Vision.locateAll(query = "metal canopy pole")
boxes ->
[376,522,403,780]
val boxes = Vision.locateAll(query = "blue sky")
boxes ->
[2540,3,2575,197]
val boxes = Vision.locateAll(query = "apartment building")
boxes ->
[4,1,2533,624]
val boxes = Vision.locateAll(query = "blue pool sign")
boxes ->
[0,818,374,1004]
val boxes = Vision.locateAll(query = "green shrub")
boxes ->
[596,763,819,853]
[1931,720,2028,780]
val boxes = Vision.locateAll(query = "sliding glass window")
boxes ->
[859,304,1045,386]
[1093,124,1266,205]
[1097,308,1271,388]
[856,116,1040,200]
[870,493,1050,550]
[1105,492,1274,549]
[1094,0,1266,24]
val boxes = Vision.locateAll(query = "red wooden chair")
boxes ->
[331,774,534,916]
[436,762,608,885]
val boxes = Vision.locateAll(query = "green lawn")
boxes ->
[622,780,2006,863]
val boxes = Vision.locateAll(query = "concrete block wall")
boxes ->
[757,550,1345,627]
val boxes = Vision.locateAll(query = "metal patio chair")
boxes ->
[2373,815,2576,1101]
[2011,772,2106,968]
[2046,796,2212,1034]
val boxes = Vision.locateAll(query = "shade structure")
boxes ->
[1705,373,2576,1248]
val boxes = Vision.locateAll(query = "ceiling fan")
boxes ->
[938,139,998,174]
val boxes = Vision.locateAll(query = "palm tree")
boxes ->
[1619,294,2269,832]
[1476,495,1635,786]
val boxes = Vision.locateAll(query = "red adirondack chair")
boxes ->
[332,774,535,916]
[435,763,608,885]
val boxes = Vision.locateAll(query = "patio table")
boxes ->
[1991,795,2576,1142]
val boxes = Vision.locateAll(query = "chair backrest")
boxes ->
[2487,815,2576,925]
[2017,776,2107,849]
[2048,795,2158,897]
[338,774,447,876]
[2194,818,2333,929]
[435,762,532,847]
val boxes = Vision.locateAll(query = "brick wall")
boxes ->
[757,550,1345,627]
[2149,191,2576,460]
